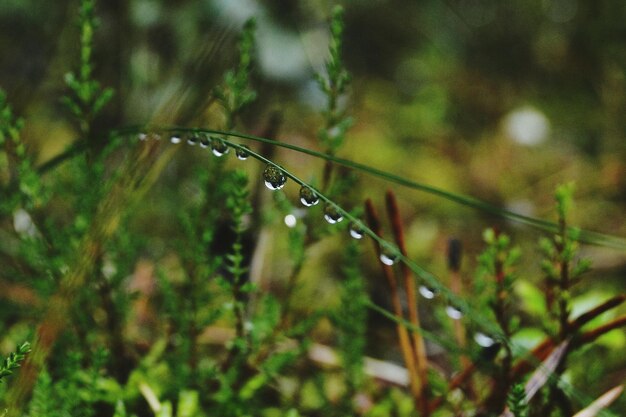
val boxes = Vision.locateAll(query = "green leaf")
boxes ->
[515,280,548,317]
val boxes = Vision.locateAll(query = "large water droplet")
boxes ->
[236,145,249,160]
[170,135,182,144]
[211,137,229,157]
[446,305,463,320]
[187,136,198,146]
[199,136,210,148]
[379,251,397,266]
[474,332,495,348]
[419,285,437,299]
[349,222,364,239]
[263,165,287,190]
[299,186,319,207]
[323,204,343,224]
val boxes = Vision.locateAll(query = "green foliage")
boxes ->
[214,18,257,130]
[540,183,592,339]
[1,2,625,417]
[0,90,44,210]
[61,0,113,133]
[26,349,109,417]
[0,342,30,383]
[316,6,353,155]
[507,384,529,417]
[334,241,367,412]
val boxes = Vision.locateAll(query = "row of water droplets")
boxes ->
[271,164,497,348]
[258,148,497,348]
[139,131,250,160]
[138,130,496,349]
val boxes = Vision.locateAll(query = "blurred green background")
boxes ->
[1,0,625,411]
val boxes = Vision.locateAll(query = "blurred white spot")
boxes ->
[211,0,262,24]
[419,285,437,299]
[102,259,117,279]
[284,214,297,228]
[474,332,496,347]
[257,25,310,81]
[13,209,38,238]
[446,306,463,320]
[131,0,161,26]
[506,199,536,218]
[504,106,550,146]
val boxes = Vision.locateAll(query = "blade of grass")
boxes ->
[572,385,624,417]
[130,126,626,251]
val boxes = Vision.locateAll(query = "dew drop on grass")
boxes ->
[379,251,397,266]
[419,285,437,299]
[199,136,210,148]
[170,135,182,144]
[299,186,319,207]
[236,145,249,160]
[349,222,364,239]
[187,136,198,146]
[263,165,287,190]
[211,137,230,157]
[323,204,343,224]
[446,305,463,320]
[474,332,495,347]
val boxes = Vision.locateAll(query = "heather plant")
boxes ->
[0,1,625,417]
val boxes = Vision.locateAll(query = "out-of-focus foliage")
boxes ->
[0,0,625,416]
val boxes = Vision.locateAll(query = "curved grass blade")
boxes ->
[116,126,626,251]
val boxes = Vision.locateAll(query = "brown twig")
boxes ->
[385,190,429,416]
[365,198,422,405]
[511,295,626,379]
[574,315,626,347]
[447,238,469,369]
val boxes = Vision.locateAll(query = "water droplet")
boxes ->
[323,204,343,224]
[263,165,287,190]
[379,251,397,266]
[474,332,495,348]
[446,305,463,320]
[349,222,364,239]
[299,186,319,207]
[284,214,297,228]
[170,135,182,144]
[211,137,229,157]
[419,285,437,299]
[138,133,148,141]
[187,136,198,146]
[199,137,210,148]
[235,145,249,160]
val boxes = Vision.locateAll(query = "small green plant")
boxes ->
[61,0,113,136]
[0,343,30,383]
[507,383,529,417]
